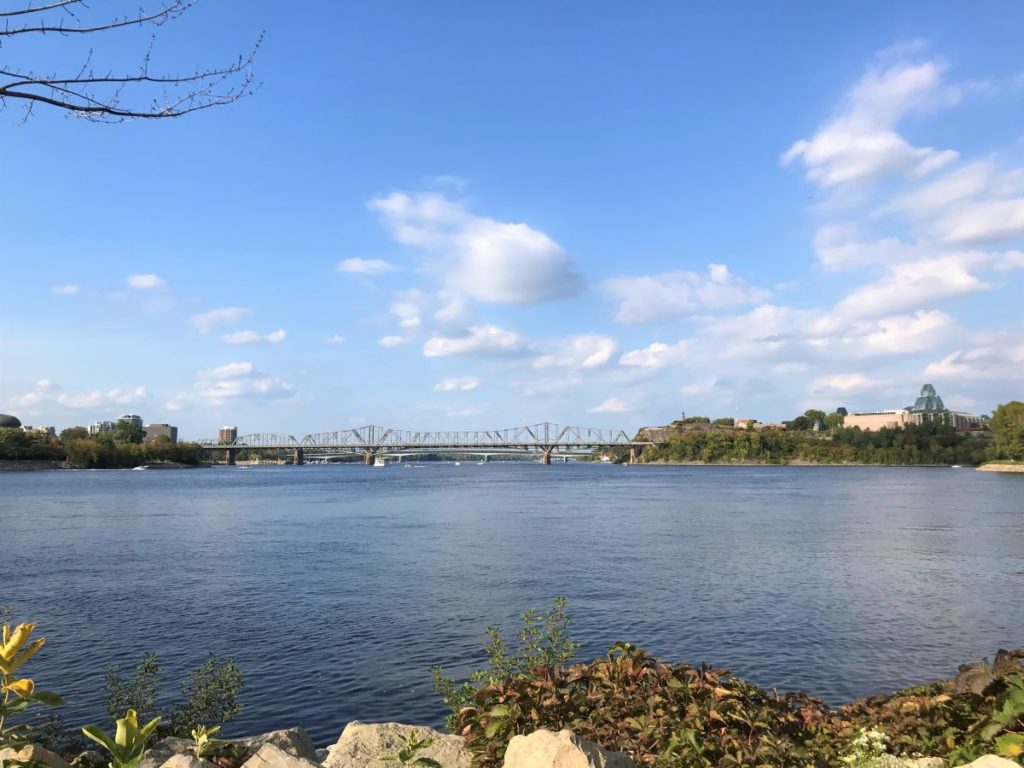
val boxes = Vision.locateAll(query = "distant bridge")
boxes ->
[198,422,650,465]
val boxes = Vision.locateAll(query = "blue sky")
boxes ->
[2,1,1023,439]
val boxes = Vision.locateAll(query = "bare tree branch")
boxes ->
[0,0,261,121]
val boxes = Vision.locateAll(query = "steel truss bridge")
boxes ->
[199,422,649,465]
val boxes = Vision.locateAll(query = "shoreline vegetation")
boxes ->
[2,600,1022,768]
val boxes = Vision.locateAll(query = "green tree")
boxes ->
[712,417,735,427]
[114,421,145,444]
[59,426,90,443]
[991,401,1024,461]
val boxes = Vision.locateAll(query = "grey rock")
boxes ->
[503,730,636,768]
[0,744,73,768]
[954,757,1022,768]
[237,729,318,763]
[322,722,472,768]
[139,737,196,768]
[241,743,320,768]
[159,755,217,768]
[314,749,331,763]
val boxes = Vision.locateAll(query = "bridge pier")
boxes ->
[629,447,637,464]
[541,450,551,465]
[293,448,304,466]
[364,451,375,465]
[225,448,236,466]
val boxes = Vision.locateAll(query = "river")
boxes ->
[1,463,1022,745]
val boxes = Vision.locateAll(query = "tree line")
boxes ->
[642,401,1024,466]
[0,427,204,468]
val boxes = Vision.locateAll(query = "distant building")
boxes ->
[89,420,116,435]
[118,414,143,429]
[0,414,23,429]
[144,423,178,444]
[845,384,987,432]
[219,426,238,444]
[21,425,56,437]
[735,419,756,429]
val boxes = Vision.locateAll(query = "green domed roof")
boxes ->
[0,414,22,428]
[911,384,945,414]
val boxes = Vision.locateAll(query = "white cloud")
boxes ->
[219,329,287,345]
[936,198,1024,244]
[126,273,165,289]
[177,361,293,407]
[923,343,1024,381]
[191,307,249,333]
[533,334,617,370]
[619,340,691,369]
[423,324,530,357]
[813,226,920,270]
[370,191,583,304]
[378,335,409,347]
[810,373,885,394]
[834,254,989,318]
[326,334,346,345]
[862,310,954,355]
[51,284,79,295]
[782,60,958,188]
[589,397,631,413]
[7,379,147,410]
[604,264,769,323]
[433,377,481,392]
[337,257,400,274]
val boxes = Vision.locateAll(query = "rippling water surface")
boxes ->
[2,463,1022,744]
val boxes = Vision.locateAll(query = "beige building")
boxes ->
[843,409,914,431]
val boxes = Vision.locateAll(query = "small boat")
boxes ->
[477,461,485,465]
[453,461,461,466]
[131,465,149,471]
[373,456,388,467]
[951,464,962,469]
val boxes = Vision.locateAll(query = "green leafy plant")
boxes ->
[82,710,161,768]
[432,597,577,730]
[103,653,244,738]
[0,620,64,745]
[191,725,234,759]
[381,731,441,768]
[839,728,890,768]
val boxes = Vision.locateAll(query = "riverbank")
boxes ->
[977,462,1024,473]
[636,459,963,467]
[0,459,206,471]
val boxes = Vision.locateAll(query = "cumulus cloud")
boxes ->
[833,254,990,318]
[51,284,79,295]
[589,397,631,413]
[861,310,955,355]
[191,307,249,333]
[369,191,583,304]
[923,343,1024,381]
[619,340,692,369]
[604,264,769,323]
[423,324,530,357]
[782,60,958,188]
[433,377,481,392]
[533,334,617,370]
[7,379,147,410]
[810,373,886,394]
[220,329,286,345]
[337,258,400,274]
[126,273,165,289]
[378,335,410,347]
[326,334,346,345]
[812,226,920,271]
[174,361,294,407]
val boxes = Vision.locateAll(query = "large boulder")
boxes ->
[159,755,217,768]
[241,744,320,768]
[238,728,319,763]
[0,744,73,768]
[954,758,1022,768]
[503,729,636,768]
[322,722,472,768]
[139,737,196,768]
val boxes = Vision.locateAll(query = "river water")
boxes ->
[1,463,1022,744]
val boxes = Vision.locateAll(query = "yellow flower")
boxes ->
[0,622,45,676]
[115,709,139,748]
[2,677,35,698]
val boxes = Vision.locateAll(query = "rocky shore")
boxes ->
[2,723,1016,768]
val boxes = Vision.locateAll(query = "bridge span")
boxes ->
[198,422,650,465]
